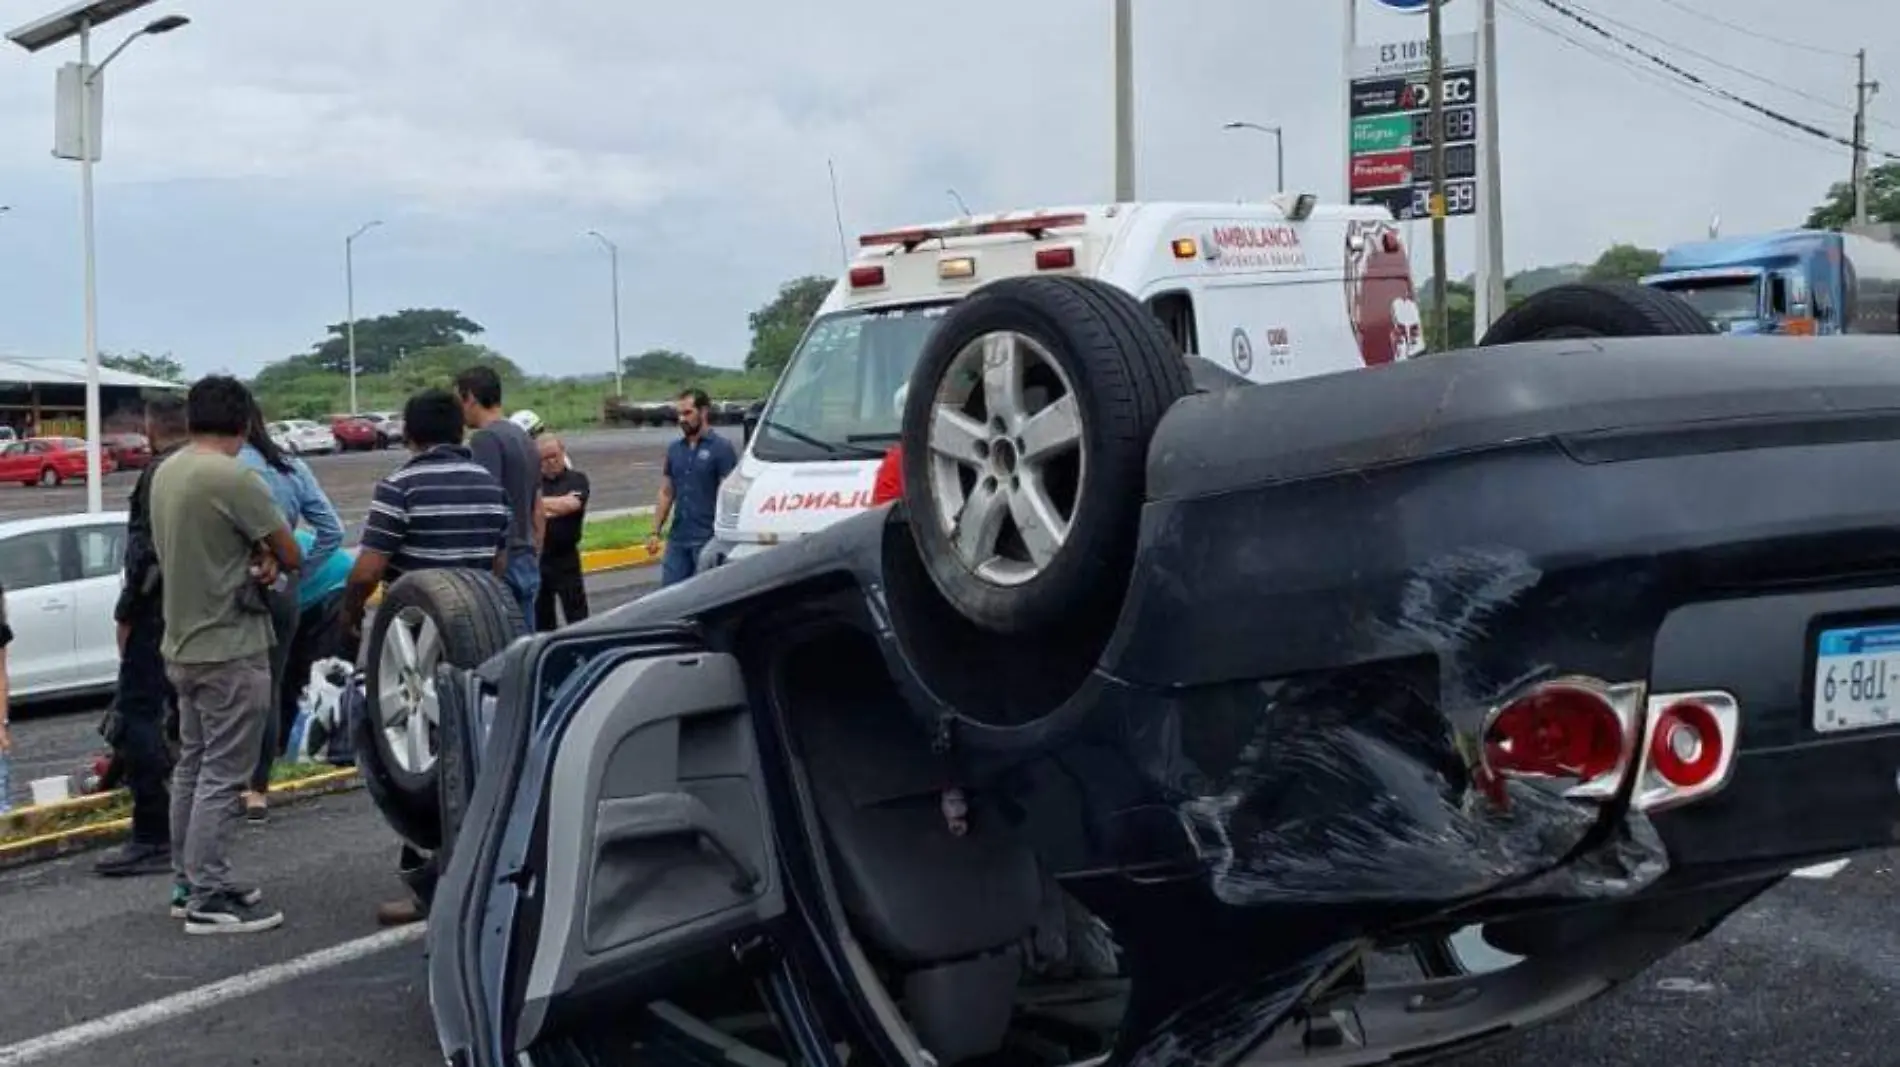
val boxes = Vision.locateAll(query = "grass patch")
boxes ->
[580,512,656,553]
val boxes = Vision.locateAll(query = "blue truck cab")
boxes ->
[1642,228,1900,336]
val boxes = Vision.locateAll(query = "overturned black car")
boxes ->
[357,276,1900,1067]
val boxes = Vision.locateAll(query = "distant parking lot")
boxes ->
[4,426,680,537]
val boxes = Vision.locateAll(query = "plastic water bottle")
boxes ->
[0,748,12,815]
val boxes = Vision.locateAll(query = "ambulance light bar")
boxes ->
[859,212,1089,250]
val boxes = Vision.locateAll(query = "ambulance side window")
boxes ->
[1147,291,1199,356]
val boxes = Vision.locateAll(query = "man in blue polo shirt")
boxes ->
[648,388,737,587]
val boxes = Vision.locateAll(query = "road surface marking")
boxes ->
[1791,859,1851,880]
[0,924,428,1067]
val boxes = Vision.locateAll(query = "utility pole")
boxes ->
[1112,0,1135,201]
[1427,0,1450,346]
[1473,0,1507,335]
[1853,49,1880,227]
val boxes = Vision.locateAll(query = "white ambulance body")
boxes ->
[704,198,1423,566]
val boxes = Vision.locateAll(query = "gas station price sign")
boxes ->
[1346,33,1480,221]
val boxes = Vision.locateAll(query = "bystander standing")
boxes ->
[341,388,510,928]
[93,394,193,878]
[536,434,590,630]
[237,403,344,822]
[649,389,738,587]
[453,366,544,626]
[151,376,301,934]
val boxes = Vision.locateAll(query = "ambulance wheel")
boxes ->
[900,275,1191,635]
[361,568,525,847]
[1478,282,1716,345]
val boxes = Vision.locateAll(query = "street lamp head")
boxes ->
[142,13,188,34]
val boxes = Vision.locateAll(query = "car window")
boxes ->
[0,530,67,592]
[75,525,125,580]
[1,443,21,456]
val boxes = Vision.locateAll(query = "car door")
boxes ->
[0,528,80,695]
[0,441,31,483]
[426,625,786,1066]
[66,521,126,687]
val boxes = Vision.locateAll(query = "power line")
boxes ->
[1570,0,1852,119]
[1499,0,1841,158]
[1648,0,1856,60]
[1528,0,1897,160]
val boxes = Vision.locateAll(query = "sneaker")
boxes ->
[95,842,172,878]
[170,879,264,919]
[183,891,284,935]
[243,792,269,823]
[376,897,427,927]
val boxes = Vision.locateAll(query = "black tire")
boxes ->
[361,568,524,848]
[1478,282,1716,346]
[38,467,58,487]
[899,275,1191,635]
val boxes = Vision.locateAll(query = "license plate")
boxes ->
[1813,622,1900,732]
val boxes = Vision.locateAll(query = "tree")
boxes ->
[312,308,484,375]
[1584,244,1664,284]
[1806,162,1900,230]
[100,349,186,383]
[623,349,706,380]
[745,275,832,376]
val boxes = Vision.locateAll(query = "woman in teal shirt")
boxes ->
[266,528,355,773]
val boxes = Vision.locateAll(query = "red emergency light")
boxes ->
[859,212,1090,251]
[849,265,887,289]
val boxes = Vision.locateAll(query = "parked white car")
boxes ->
[0,512,126,702]
[268,419,337,456]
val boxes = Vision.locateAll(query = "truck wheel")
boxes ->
[1478,282,1716,345]
[361,568,524,848]
[900,275,1191,635]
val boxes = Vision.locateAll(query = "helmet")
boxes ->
[510,409,545,436]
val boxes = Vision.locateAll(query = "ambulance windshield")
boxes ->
[753,302,951,463]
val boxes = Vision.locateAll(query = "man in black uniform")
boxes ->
[94,394,192,878]
[535,434,590,630]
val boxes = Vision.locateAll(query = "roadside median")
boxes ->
[0,762,362,872]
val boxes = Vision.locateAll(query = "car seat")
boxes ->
[795,683,1044,1065]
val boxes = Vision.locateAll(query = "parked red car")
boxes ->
[328,415,380,452]
[101,432,153,470]
[0,437,117,486]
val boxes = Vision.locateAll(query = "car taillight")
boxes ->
[1036,246,1077,271]
[1632,691,1739,811]
[1480,677,1644,802]
[849,265,886,289]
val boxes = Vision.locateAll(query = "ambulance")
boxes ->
[701,196,1422,567]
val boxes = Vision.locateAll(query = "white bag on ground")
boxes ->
[288,657,356,763]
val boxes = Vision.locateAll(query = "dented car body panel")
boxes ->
[426,334,1900,1067]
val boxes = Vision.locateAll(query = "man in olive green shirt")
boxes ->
[151,376,301,935]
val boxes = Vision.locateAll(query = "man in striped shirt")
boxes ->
[341,388,509,929]
[341,388,510,645]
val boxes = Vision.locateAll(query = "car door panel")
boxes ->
[68,524,126,686]
[0,530,78,694]
[428,626,784,1065]
[518,650,781,1044]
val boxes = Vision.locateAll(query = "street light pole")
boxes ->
[1221,121,1286,192]
[587,231,624,396]
[78,16,100,513]
[345,220,381,414]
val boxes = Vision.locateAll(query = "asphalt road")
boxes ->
[4,566,661,808]
[0,787,1894,1067]
[3,426,683,533]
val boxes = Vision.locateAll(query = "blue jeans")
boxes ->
[662,539,706,587]
[504,549,541,633]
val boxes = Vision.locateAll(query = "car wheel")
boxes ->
[1477,282,1716,345]
[39,467,59,487]
[899,275,1191,635]
[363,568,525,840]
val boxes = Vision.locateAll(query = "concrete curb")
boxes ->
[0,767,363,872]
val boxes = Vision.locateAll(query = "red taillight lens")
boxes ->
[1035,246,1077,271]
[849,265,886,289]
[1483,682,1627,783]
[1633,691,1738,811]
[1381,231,1403,254]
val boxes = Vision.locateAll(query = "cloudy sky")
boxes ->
[0,0,1888,378]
